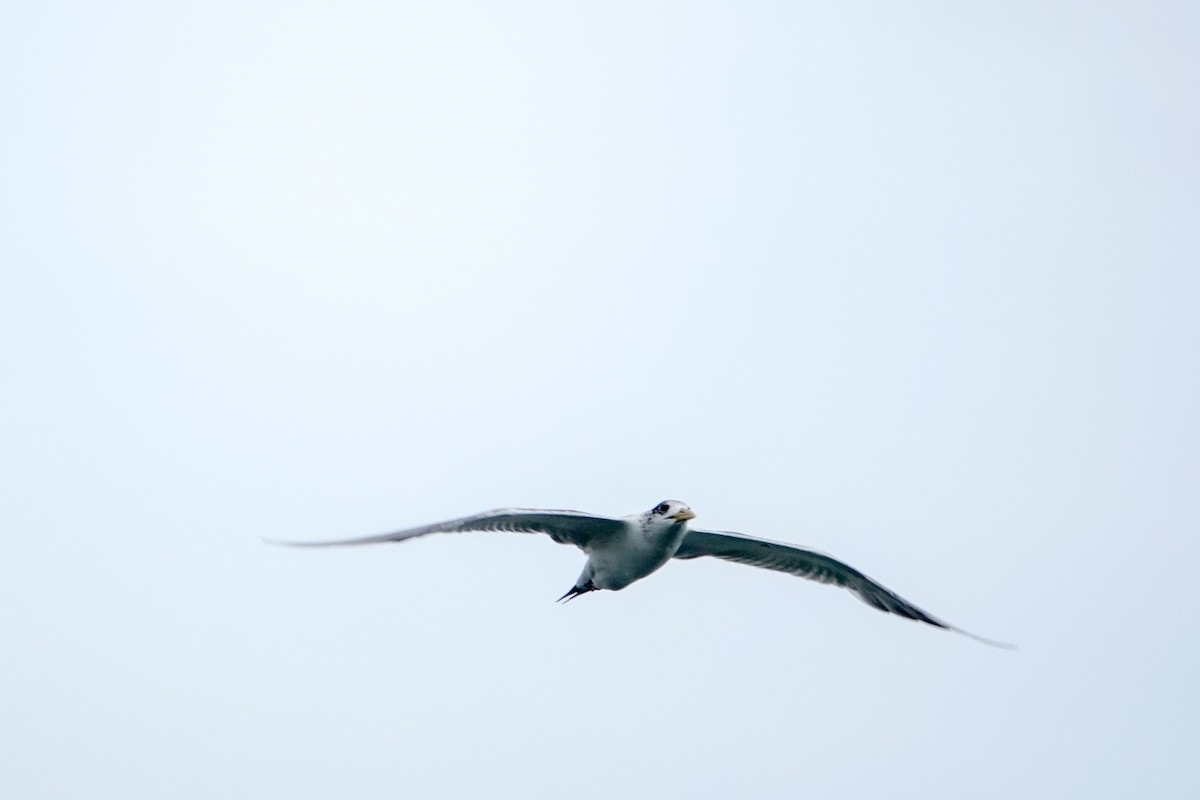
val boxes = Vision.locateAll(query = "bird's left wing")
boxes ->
[674,528,1012,648]
[265,508,625,552]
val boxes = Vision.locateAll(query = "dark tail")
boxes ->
[557,580,597,603]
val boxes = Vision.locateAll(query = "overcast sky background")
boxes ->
[3,2,1198,798]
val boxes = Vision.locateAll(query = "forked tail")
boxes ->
[557,580,597,603]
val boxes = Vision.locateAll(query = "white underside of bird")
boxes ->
[266,499,1012,648]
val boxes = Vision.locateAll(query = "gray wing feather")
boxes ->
[265,508,624,552]
[674,528,1013,648]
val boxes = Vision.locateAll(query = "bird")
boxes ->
[265,499,1012,647]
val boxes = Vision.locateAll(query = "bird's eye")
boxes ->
[654,502,670,515]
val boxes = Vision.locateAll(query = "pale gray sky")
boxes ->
[2,2,1198,798]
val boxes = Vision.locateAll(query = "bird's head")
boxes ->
[648,499,695,525]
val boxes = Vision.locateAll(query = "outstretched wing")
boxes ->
[265,508,625,552]
[674,528,1012,648]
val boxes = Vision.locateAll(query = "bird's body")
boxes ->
[559,501,695,598]
[266,500,1012,647]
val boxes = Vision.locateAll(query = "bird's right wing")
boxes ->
[264,508,625,552]
[674,528,1013,648]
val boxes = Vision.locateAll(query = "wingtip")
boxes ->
[953,626,1018,650]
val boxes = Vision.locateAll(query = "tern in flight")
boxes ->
[267,500,1012,647]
